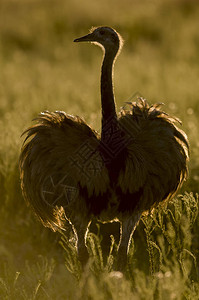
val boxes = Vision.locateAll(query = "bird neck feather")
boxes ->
[101,51,117,126]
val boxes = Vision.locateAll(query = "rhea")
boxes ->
[19,26,189,271]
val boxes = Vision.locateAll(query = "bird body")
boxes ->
[19,27,189,271]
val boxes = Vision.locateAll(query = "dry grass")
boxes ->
[0,0,199,298]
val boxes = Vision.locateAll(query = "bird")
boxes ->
[19,26,189,271]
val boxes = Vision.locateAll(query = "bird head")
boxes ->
[74,26,123,56]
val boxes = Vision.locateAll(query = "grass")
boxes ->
[0,0,199,298]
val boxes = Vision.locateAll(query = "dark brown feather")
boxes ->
[19,111,110,230]
[117,98,188,212]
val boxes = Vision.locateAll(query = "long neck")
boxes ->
[99,47,128,173]
[101,50,117,124]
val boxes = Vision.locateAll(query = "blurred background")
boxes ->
[0,0,199,298]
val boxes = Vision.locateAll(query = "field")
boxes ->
[0,0,199,299]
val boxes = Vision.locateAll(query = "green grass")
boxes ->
[0,0,199,298]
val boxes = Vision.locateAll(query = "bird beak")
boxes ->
[74,33,94,43]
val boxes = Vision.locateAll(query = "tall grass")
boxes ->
[0,0,199,298]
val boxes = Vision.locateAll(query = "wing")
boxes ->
[19,111,110,230]
[117,98,189,212]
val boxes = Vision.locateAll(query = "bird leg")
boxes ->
[73,220,91,266]
[117,212,142,272]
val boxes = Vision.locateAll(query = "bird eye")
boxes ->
[99,30,105,35]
